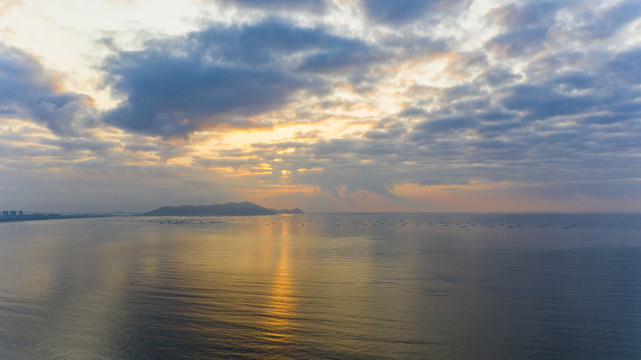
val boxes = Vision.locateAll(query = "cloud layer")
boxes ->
[1,0,640,212]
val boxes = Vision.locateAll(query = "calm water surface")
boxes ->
[1,213,640,359]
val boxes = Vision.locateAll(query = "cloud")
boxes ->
[481,67,522,87]
[364,120,406,140]
[0,0,21,15]
[4,0,641,213]
[38,137,119,154]
[580,0,641,39]
[606,48,641,85]
[216,0,327,12]
[413,116,476,134]
[0,44,94,136]
[487,1,564,29]
[359,0,468,25]
[501,84,598,120]
[104,58,306,136]
[401,38,641,194]
[484,2,567,58]
[102,19,380,137]
[398,107,428,118]
[552,71,596,90]
[485,26,550,58]
[222,2,641,206]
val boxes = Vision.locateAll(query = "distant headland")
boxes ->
[142,202,303,216]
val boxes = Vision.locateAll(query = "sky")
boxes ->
[1,0,640,213]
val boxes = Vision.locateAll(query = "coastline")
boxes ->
[0,214,111,223]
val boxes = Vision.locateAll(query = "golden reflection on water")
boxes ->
[261,219,295,347]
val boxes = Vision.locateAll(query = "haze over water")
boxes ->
[1,213,640,359]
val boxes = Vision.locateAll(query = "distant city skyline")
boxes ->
[1,0,640,213]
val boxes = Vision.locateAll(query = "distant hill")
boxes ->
[270,208,304,214]
[142,202,283,216]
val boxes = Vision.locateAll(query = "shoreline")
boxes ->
[0,214,112,223]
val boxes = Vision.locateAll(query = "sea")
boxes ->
[0,213,640,359]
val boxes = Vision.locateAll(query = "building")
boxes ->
[1,210,25,217]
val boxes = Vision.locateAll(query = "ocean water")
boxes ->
[0,213,640,359]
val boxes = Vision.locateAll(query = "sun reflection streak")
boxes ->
[261,220,295,348]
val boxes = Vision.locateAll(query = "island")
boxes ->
[142,201,303,216]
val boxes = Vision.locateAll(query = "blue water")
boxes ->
[0,213,640,359]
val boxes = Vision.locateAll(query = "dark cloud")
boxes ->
[580,113,637,125]
[412,116,476,135]
[359,0,468,25]
[553,71,596,90]
[501,84,597,120]
[298,43,380,73]
[364,125,406,140]
[398,107,428,118]
[104,57,305,136]
[441,84,483,100]
[0,44,93,136]
[103,19,380,137]
[210,20,382,72]
[485,26,549,58]
[580,0,641,39]
[191,20,378,69]
[481,67,522,87]
[451,98,491,113]
[606,48,641,84]
[477,109,514,122]
[124,144,157,152]
[484,2,566,58]
[485,0,641,59]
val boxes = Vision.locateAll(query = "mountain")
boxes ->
[143,202,276,216]
[269,208,304,214]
